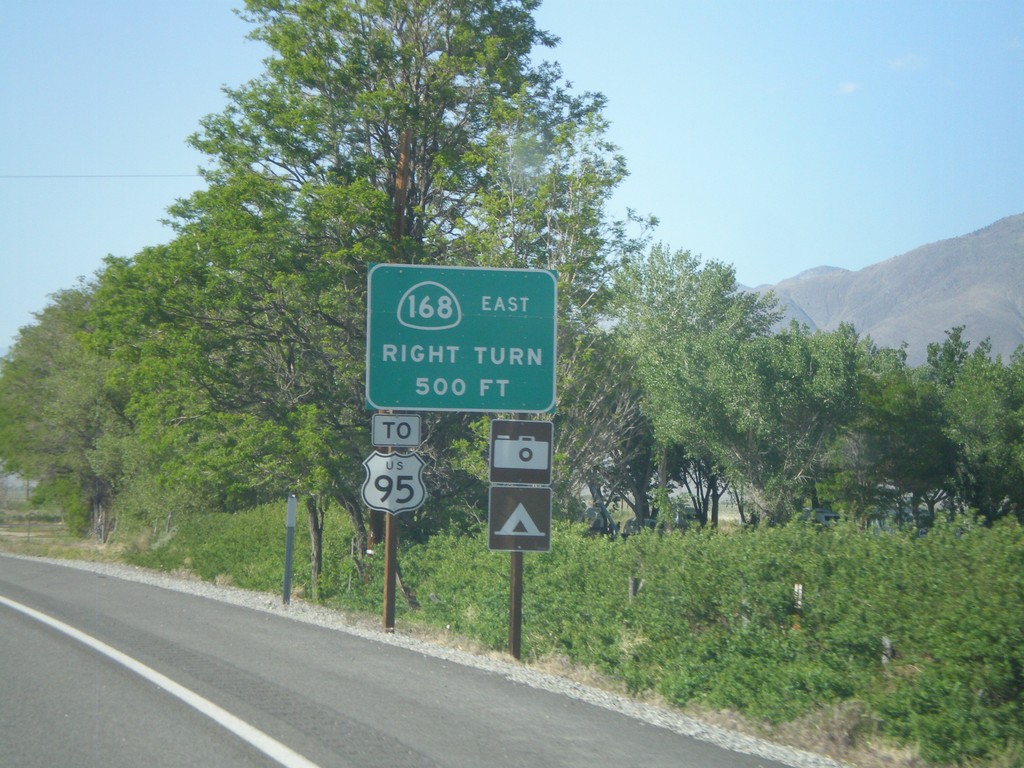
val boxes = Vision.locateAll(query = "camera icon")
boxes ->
[493,436,549,471]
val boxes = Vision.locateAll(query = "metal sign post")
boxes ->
[488,417,554,658]
[282,494,297,605]
[362,421,426,632]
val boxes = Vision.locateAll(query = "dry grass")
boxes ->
[0,516,105,559]
[768,702,925,768]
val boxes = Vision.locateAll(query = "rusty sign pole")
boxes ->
[383,507,398,632]
[507,412,528,660]
[509,550,524,659]
[381,436,397,633]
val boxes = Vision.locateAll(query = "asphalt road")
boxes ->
[1,555,796,768]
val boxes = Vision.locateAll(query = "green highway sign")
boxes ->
[366,264,557,412]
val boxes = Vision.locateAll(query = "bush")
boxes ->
[31,475,91,535]
[867,520,1024,763]
[126,501,314,595]
[399,526,510,647]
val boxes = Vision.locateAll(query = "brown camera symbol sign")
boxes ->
[489,420,552,486]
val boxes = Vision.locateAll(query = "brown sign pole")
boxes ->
[488,417,553,660]
[383,510,398,632]
[364,413,426,634]
[383,438,396,632]
[509,550,524,659]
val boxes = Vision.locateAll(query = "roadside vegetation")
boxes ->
[74,505,1020,768]
[1,2,1022,766]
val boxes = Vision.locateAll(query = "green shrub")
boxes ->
[520,524,634,665]
[127,501,313,594]
[868,520,1024,763]
[31,475,90,535]
[399,527,509,647]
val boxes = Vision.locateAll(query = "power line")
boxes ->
[0,174,202,179]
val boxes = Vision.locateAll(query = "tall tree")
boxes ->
[729,322,863,518]
[612,245,781,523]
[196,0,557,252]
[943,343,1024,522]
[92,0,643,591]
[453,89,654,516]
[825,346,957,526]
[924,327,1024,523]
[0,284,121,537]
[559,329,656,524]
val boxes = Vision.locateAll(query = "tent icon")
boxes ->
[495,503,545,536]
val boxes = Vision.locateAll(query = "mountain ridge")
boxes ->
[755,213,1024,365]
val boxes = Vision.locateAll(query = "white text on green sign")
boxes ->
[366,265,557,412]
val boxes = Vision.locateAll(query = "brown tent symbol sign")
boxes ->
[488,486,551,552]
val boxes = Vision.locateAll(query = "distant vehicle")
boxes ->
[579,502,618,538]
[621,507,702,538]
[621,516,650,537]
[800,508,839,525]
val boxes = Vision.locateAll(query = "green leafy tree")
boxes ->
[1010,349,1024,520]
[91,0,644,594]
[445,79,655,523]
[723,322,863,519]
[95,172,389,596]
[943,343,1024,522]
[923,327,1024,522]
[200,0,557,251]
[612,245,782,522]
[926,325,972,389]
[615,246,870,522]
[0,284,123,537]
[826,345,956,526]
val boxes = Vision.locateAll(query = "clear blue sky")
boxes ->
[2,0,1022,354]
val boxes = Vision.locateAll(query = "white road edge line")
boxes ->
[0,593,322,768]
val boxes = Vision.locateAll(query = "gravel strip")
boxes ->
[6,554,847,768]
